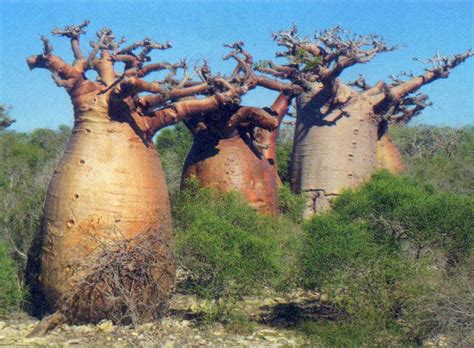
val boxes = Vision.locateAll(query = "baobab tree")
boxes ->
[181,43,301,215]
[257,25,472,217]
[25,21,254,323]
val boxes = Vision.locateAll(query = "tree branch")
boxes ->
[139,82,210,110]
[226,106,279,132]
[389,50,473,101]
[26,36,83,84]
[52,20,90,63]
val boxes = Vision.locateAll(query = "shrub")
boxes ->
[0,127,69,271]
[275,126,293,185]
[298,171,474,345]
[332,171,474,264]
[173,182,302,300]
[0,243,24,315]
[278,184,306,223]
[391,125,474,196]
[155,124,193,193]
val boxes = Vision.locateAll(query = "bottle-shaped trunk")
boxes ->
[376,133,406,174]
[26,109,174,321]
[181,131,279,215]
[291,86,378,217]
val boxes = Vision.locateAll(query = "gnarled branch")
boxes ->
[52,20,90,62]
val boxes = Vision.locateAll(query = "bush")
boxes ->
[0,127,70,269]
[0,243,24,315]
[276,126,293,185]
[298,171,474,345]
[332,171,474,264]
[173,182,302,300]
[155,124,193,193]
[391,125,474,196]
[278,184,306,223]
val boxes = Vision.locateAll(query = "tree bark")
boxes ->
[376,133,405,174]
[26,97,174,321]
[181,130,279,215]
[291,83,378,217]
[255,93,293,186]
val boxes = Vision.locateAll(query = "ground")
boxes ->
[0,290,320,347]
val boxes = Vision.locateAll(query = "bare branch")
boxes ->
[41,36,53,56]
[52,20,90,38]
[271,25,399,83]
[87,28,122,68]
[118,38,171,55]
[52,20,90,61]
[223,41,254,79]
[27,36,83,84]
[413,49,473,77]
[348,74,370,90]
[115,77,167,97]
[385,93,432,124]
[390,49,473,100]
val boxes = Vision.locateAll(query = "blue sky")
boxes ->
[1,0,473,132]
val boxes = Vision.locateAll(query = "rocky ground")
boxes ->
[0,289,453,347]
[0,290,321,347]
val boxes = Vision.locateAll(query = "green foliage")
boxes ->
[303,56,323,72]
[332,171,473,263]
[275,126,293,184]
[291,48,310,65]
[173,182,302,300]
[0,243,24,315]
[391,125,474,195]
[278,184,306,223]
[298,171,474,345]
[254,60,272,70]
[155,123,193,193]
[0,104,15,130]
[0,127,70,277]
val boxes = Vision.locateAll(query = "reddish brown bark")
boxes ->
[180,42,298,215]
[183,133,280,214]
[182,101,284,215]
[260,26,472,217]
[181,93,294,215]
[254,93,294,187]
[25,22,251,322]
[377,133,406,174]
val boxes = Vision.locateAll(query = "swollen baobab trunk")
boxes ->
[181,42,298,215]
[291,82,379,215]
[183,130,280,214]
[181,103,282,215]
[28,93,174,317]
[25,22,248,323]
[259,25,473,218]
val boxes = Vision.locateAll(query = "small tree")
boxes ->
[0,105,15,131]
